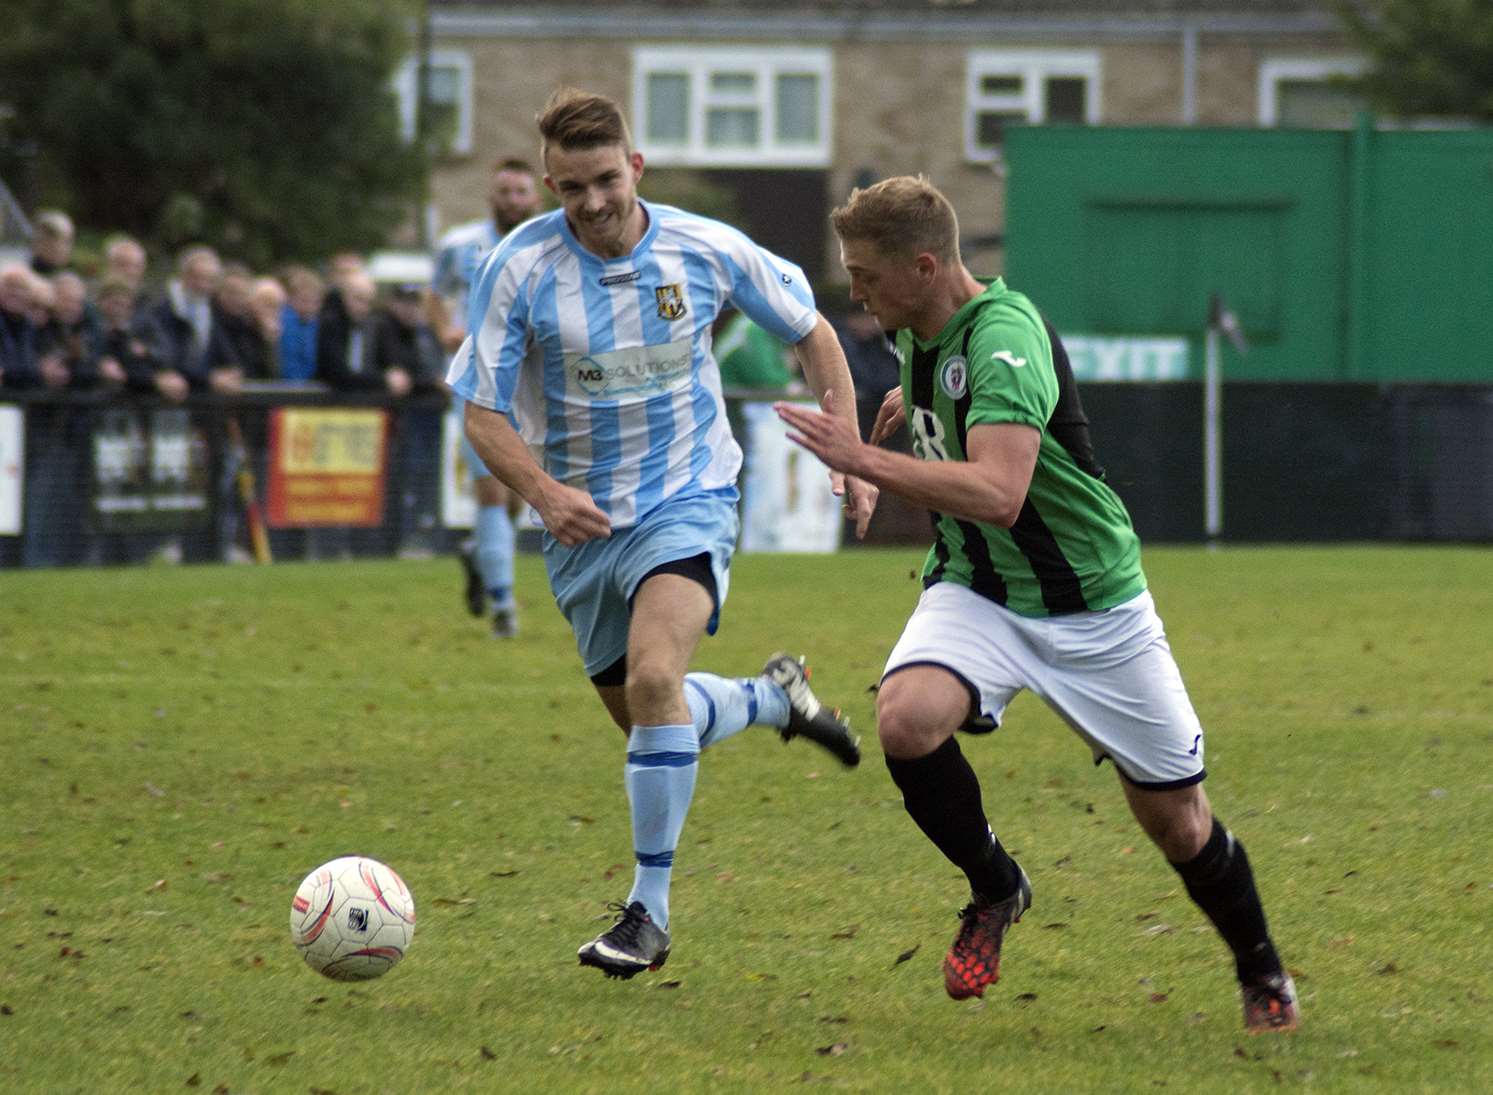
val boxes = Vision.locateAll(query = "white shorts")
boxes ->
[882,583,1205,789]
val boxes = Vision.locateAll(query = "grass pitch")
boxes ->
[2,546,1490,1093]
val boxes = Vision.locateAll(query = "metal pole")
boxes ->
[1204,309,1222,543]
[414,0,433,249]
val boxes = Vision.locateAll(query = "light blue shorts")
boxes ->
[545,487,739,676]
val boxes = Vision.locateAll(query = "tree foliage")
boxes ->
[1339,0,1493,121]
[0,0,427,266]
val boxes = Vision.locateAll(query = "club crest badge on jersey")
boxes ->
[939,355,968,399]
[655,284,687,321]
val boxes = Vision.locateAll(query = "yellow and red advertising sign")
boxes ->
[267,408,388,527]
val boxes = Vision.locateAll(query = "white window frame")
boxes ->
[394,49,474,155]
[965,50,1101,164]
[1258,57,1368,127]
[632,46,832,167]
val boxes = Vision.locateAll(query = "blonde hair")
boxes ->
[537,87,632,161]
[831,175,961,265]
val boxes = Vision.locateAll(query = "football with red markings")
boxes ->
[289,856,416,981]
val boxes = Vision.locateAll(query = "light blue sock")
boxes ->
[624,723,699,930]
[685,672,791,750]
[475,503,514,607]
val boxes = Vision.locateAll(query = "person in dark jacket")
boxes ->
[142,245,242,393]
[316,271,411,396]
[96,277,188,401]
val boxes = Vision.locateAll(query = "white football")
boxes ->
[289,856,416,981]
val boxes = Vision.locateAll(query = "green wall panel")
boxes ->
[1005,124,1493,384]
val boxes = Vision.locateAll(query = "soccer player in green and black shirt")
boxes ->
[776,175,1298,1034]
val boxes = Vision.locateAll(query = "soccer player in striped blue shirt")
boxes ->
[448,87,879,979]
[433,158,542,637]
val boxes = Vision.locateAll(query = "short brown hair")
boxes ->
[831,175,961,265]
[537,87,632,160]
[492,157,536,177]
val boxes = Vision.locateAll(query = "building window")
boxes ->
[632,47,832,167]
[1258,58,1369,127]
[394,50,474,156]
[965,50,1100,163]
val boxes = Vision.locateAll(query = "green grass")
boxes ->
[2,546,1490,1093]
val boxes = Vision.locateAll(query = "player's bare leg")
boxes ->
[1121,777,1298,1033]
[878,665,1029,1000]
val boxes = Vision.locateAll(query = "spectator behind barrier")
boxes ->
[23,270,70,389]
[49,271,106,387]
[29,210,75,276]
[101,233,150,299]
[378,284,446,391]
[835,309,902,441]
[214,263,273,380]
[278,265,323,382]
[319,251,366,328]
[316,271,411,396]
[143,244,243,394]
[1,264,43,388]
[250,276,286,379]
[96,277,186,401]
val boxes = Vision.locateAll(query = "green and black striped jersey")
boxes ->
[895,278,1146,617]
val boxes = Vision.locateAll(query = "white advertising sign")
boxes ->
[0,405,23,535]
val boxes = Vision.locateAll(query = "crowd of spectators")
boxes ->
[0,209,448,401]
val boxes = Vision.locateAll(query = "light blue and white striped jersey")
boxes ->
[447,199,819,529]
[431,218,502,332]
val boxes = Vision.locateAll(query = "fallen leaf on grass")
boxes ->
[1015,993,1038,1004]
[1148,992,1170,1004]
[266,1052,294,1066]
[146,879,168,894]
[830,925,859,940]
[891,944,920,968]
[1433,1040,1459,1049]
[656,980,682,990]
[185,1074,201,1088]
[490,870,519,879]
[816,1042,848,1057]
[1375,961,1399,976]
[479,1046,497,1061]
[0,1004,13,1016]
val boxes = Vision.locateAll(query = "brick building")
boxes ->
[407,0,1362,285]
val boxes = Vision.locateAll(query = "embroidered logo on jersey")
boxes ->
[991,350,1027,368]
[600,270,642,287]
[938,355,968,399]
[655,284,687,320]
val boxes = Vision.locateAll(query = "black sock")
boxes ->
[885,736,1020,902]
[1171,817,1282,983]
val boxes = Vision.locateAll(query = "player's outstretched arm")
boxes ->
[463,401,611,545]
[792,315,879,538]
[775,400,1038,529]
